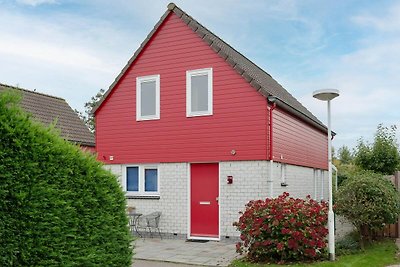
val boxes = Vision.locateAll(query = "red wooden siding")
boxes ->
[272,107,328,169]
[96,13,268,164]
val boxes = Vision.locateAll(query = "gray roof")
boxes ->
[0,83,95,147]
[93,3,326,132]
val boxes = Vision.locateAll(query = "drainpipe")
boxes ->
[267,96,277,198]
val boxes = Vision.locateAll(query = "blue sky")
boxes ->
[0,0,399,151]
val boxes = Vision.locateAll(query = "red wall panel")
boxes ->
[272,107,328,169]
[96,13,268,164]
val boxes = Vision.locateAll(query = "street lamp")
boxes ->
[313,88,339,261]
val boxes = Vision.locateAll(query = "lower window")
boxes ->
[124,165,159,196]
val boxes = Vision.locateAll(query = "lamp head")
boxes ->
[313,89,340,101]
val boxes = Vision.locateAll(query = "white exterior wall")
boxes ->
[105,161,328,238]
[105,163,188,236]
[219,161,270,237]
[272,162,328,201]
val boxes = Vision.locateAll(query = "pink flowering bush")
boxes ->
[233,192,328,263]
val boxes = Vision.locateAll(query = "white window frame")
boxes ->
[123,165,159,197]
[136,74,160,121]
[186,68,213,117]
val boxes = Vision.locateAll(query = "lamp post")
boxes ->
[312,89,339,261]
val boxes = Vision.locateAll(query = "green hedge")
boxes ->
[0,91,132,266]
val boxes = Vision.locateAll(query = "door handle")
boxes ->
[199,201,210,205]
[216,197,219,203]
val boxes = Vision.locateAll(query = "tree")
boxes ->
[0,90,132,266]
[75,88,105,133]
[354,124,400,175]
[335,170,400,248]
[337,145,353,164]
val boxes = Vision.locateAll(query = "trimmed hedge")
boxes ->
[0,91,132,266]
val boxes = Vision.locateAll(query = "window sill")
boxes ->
[186,112,213,118]
[136,116,160,121]
[126,195,160,200]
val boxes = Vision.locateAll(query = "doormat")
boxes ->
[186,239,209,243]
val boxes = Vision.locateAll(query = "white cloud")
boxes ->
[0,5,141,111]
[16,0,57,6]
[352,3,400,32]
[0,33,111,72]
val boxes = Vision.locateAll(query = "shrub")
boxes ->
[234,192,328,263]
[0,91,133,266]
[336,163,358,187]
[336,231,361,255]
[335,170,400,247]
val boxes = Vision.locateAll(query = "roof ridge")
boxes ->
[0,83,65,101]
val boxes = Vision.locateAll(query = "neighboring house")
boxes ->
[0,83,95,151]
[94,3,329,240]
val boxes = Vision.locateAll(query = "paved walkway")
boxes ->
[132,238,240,266]
[133,259,198,267]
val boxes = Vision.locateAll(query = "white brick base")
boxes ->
[105,161,328,239]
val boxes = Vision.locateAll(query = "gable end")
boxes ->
[93,3,326,133]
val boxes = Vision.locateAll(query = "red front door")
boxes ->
[190,163,219,238]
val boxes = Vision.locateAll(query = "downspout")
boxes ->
[267,96,277,198]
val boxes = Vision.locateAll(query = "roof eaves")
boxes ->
[69,139,96,147]
[92,9,172,114]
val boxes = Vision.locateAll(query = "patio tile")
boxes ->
[133,238,241,266]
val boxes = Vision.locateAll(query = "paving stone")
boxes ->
[133,238,241,266]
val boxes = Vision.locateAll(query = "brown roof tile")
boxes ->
[0,83,95,146]
[93,3,326,132]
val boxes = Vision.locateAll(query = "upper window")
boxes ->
[136,75,160,121]
[186,68,213,117]
[124,165,159,197]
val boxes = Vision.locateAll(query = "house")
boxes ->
[93,3,329,240]
[0,83,95,151]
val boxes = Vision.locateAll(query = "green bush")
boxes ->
[233,193,328,263]
[0,91,132,266]
[336,231,361,255]
[336,163,358,187]
[335,170,400,247]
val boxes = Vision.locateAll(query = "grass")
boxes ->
[231,239,400,267]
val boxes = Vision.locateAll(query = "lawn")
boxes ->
[231,239,399,267]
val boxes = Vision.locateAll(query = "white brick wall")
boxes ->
[219,161,270,237]
[105,163,188,236]
[106,161,329,239]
